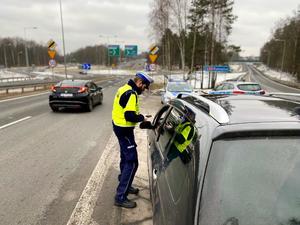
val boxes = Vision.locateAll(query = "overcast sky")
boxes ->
[0,0,299,56]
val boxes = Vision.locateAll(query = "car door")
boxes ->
[148,105,171,224]
[152,106,198,225]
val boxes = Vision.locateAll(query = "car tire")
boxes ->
[86,99,93,112]
[99,97,103,105]
[50,105,59,112]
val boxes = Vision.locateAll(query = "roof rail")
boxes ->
[177,93,229,124]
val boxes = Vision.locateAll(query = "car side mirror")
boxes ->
[97,87,102,91]
[139,121,154,129]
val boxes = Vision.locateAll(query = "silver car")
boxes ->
[161,80,193,104]
[209,81,265,95]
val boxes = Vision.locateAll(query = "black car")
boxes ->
[142,93,300,225]
[49,79,103,112]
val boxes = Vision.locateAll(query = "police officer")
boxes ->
[112,71,153,208]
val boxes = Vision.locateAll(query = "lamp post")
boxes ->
[3,44,8,68]
[17,51,23,67]
[274,39,286,80]
[99,35,118,67]
[59,0,67,79]
[24,26,37,68]
[262,50,271,68]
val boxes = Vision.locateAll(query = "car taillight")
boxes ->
[233,90,245,94]
[78,87,88,93]
[51,86,57,92]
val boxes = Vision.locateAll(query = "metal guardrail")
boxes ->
[0,77,34,82]
[0,81,58,95]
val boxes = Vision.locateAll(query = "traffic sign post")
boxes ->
[47,39,57,50]
[108,45,120,57]
[47,39,57,79]
[81,63,91,70]
[48,50,56,59]
[148,45,159,64]
[124,45,138,57]
[204,65,230,73]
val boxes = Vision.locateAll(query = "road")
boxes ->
[0,67,299,225]
[0,75,128,225]
[247,64,300,93]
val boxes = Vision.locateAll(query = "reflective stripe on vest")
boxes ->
[112,84,140,127]
[174,122,195,153]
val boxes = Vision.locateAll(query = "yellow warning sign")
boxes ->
[149,54,158,63]
[47,39,57,50]
[150,46,159,55]
[48,50,56,59]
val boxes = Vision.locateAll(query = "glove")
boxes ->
[139,121,153,129]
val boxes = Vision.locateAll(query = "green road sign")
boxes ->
[108,45,120,57]
[125,45,138,57]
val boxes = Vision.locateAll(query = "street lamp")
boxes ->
[274,39,286,80]
[59,0,67,79]
[262,50,271,68]
[99,35,118,66]
[24,26,37,67]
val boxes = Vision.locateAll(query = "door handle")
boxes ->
[153,168,158,180]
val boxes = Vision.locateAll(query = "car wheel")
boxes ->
[50,105,59,112]
[99,96,103,105]
[86,99,93,112]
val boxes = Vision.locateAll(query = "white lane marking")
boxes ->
[0,116,32,130]
[0,91,49,103]
[66,133,119,225]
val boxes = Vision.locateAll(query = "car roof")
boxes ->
[221,81,261,85]
[207,94,300,124]
[176,94,300,125]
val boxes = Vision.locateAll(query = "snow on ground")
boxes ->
[32,71,74,80]
[230,63,244,73]
[88,69,136,76]
[0,70,28,79]
[255,64,297,83]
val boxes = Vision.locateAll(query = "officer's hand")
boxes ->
[139,121,153,129]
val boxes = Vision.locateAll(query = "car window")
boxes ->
[161,107,199,203]
[199,137,300,225]
[167,82,193,92]
[152,105,171,134]
[228,83,235,89]
[90,83,97,90]
[222,83,233,90]
[215,84,223,91]
[237,83,262,91]
[157,108,183,153]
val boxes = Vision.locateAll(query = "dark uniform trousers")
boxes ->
[113,123,139,202]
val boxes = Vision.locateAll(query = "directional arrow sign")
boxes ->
[125,45,138,57]
[108,45,120,57]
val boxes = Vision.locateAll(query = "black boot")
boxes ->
[114,198,137,208]
[128,186,139,195]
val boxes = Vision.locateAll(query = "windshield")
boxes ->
[199,137,300,225]
[237,83,262,91]
[167,83,193,92]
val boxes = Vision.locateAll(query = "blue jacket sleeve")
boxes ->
[125,111,144,122]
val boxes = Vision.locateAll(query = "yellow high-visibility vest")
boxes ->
[174,122,195,153]
[112,84,140,127]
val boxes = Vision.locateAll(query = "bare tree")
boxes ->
[169,0,191,70]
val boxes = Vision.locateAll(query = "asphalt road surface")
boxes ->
[0,76,128,225]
